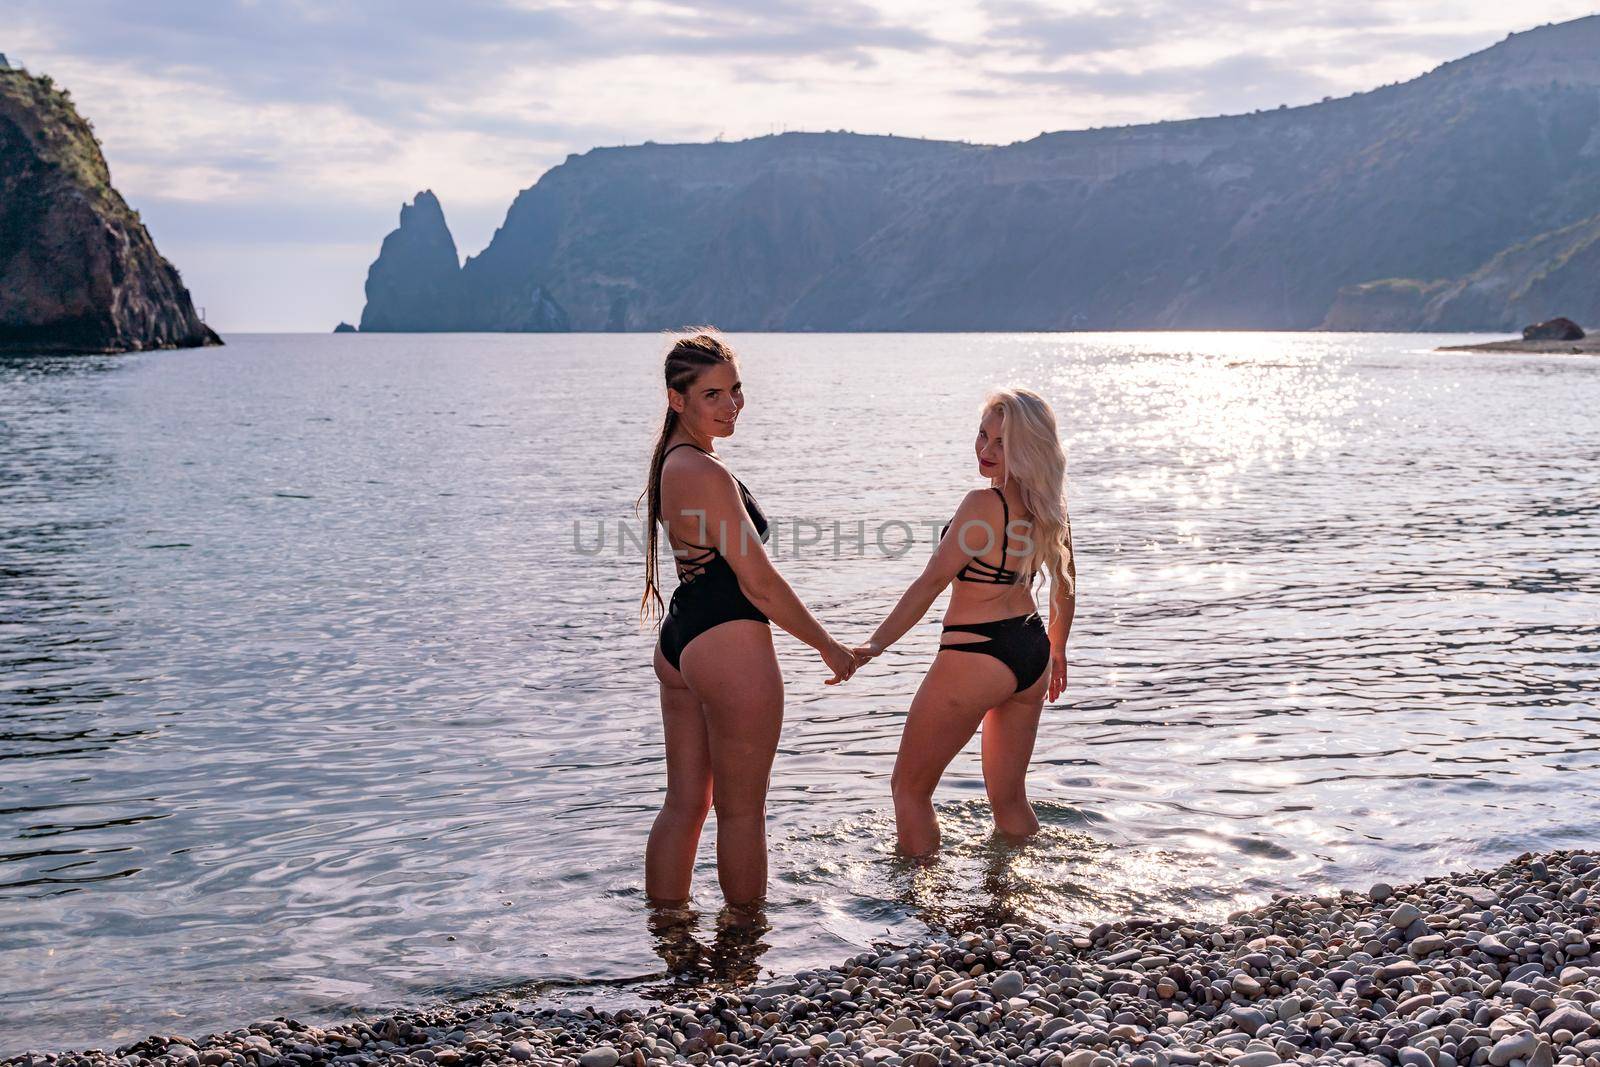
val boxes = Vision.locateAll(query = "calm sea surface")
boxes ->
[2,332,1597,1053]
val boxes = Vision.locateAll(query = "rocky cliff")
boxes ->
[0,68,220,353]
[358,190,477,331]
[358,137,954,332]
[359,15,1600,333]
[1323,212,1600,331]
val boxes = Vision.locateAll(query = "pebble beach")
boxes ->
[11,849,1600,1067]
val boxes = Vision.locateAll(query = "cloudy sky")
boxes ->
[9,1,1597,331]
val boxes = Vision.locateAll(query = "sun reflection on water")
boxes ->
[3,332,1597,1051]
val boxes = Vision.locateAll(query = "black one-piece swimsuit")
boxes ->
[939,487,1050,693]
[657,443,771,672]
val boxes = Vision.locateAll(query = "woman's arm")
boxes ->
[666,454,856,682]
[856,490,997,658]
[1046,527,1076,701]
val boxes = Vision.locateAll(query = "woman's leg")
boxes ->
[680,620,784,906]
[645,644,713,905]
[980,672,1048,839]
[890,645,1016,857]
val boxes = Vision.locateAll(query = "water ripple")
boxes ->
[0,334,1597,1052]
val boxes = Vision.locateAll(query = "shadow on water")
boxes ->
[643,903,774,994]
[0,352,128,377]
[416,904,777,1015]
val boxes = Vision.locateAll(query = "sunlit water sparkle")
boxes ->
[1,332,1597,1052]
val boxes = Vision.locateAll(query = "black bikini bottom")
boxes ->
[940,612,1049,693]
[658,561,769,672]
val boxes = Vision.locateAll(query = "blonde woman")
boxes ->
[854,388,1076,857]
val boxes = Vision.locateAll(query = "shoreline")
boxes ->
[1436,338,1600,354]
[8,850,1599,1067]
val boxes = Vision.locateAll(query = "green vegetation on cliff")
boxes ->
[1325,213,1600,331]
[0,67,220,354]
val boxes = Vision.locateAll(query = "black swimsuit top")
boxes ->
[661,442,769,583]
[942,487,1023,585]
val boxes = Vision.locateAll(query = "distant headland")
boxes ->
[353,15,1600,335]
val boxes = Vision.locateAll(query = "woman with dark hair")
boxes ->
[640,331,858,907]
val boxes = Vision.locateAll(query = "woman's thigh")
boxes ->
[894,648,1018,792]
[981,677,1046,797]
[654,644,712,803]
[679,621,784,809]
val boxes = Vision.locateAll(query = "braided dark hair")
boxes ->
[638,330,740,623]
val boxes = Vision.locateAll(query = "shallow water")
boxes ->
[1,332,1597,1053]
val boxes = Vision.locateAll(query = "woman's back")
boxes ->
[942,483,1038,625]
[656,442,767,579]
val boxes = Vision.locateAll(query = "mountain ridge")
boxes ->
[359,16,1600,333]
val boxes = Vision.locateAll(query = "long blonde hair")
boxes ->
[986,387,1075,598]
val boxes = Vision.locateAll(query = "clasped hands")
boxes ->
[818,639,880,686]
[821,639,1069,701]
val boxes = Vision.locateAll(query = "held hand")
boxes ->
[850,641,883,667]
[1047,650,1068,703]
[821,639,858,686]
